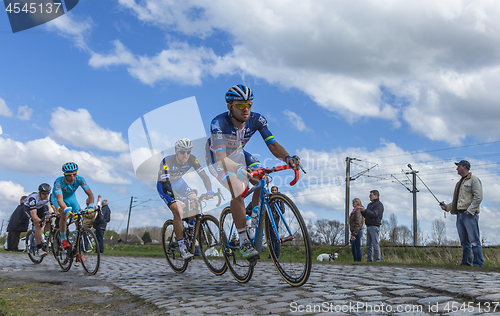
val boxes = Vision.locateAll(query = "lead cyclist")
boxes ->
[206,84,300,260]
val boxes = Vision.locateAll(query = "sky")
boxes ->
[2,0,500,245]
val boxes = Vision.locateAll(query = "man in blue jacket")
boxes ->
[93,198,111,253]
[361,190,384,262]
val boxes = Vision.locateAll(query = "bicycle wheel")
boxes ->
[198,214,227,275]
[161,219,188,273]
[77,228,101,275]
[52,230,73,272]
[26,230,43,264]
[265,193,312,286]
[219,207,254,283]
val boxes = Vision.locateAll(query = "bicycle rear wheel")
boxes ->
[198,214,227,275]
[52,230,73,272]
[161,219,189,273]
[220,207,254,283]
[78,228,100,275]
[26,230,43,264]
[265,193,312,286]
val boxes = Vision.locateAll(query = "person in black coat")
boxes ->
[360,190,384,262]
[93,198,111,253]
[6,196,28,251]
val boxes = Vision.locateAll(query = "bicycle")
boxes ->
[161,188,227,275]
[219,164,312,286]
[53,209,100,275]
[26,213,60,264]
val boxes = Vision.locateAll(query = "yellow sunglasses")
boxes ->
[232,102,252,110]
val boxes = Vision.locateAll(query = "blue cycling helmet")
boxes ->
[62,162,78,173]
[225,84,253,103]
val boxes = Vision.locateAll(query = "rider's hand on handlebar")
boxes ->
[285,155,301,170]
[236,165,250,181]
[206,190,215,198]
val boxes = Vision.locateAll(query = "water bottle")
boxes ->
[187,220,195,238]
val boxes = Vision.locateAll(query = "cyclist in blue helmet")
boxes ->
[51,162,95,250]
[206,84,300,260]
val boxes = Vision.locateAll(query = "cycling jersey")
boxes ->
[157,154,212,206]
[207,111,276,156]
[51,175,90,213]
[24,192,49,210]
[206,111,272,183]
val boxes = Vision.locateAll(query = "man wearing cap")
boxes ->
[440,160,483,267]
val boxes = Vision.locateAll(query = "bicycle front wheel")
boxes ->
[77,228,100,275]
[265,193,312,287]
[198,214,227,275]
[161,219,188,273]
[220,207,254,283]
[52,230,72,272]
[26,230,43,264]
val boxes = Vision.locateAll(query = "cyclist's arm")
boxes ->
[199,170,213,192]
[268,141,290,162]
[56,193,68,211]
[29,208,41,224]
[84,188,95,207]
[215,151,241,173]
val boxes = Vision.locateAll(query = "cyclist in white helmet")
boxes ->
[157,137,214,260]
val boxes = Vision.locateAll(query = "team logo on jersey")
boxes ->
[195,158,199,164]
[163,165,169,171]
[258,115,267,127]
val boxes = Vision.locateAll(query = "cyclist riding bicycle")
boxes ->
[51,162,95,250]
[157,137,215,260]
[24,183,52,256]
[205,84,300,260]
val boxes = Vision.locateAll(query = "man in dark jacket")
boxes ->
[93,198,111,253]
[361,190,384,262]
[6,196,28,251]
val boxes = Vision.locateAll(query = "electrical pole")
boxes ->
[406,165,419,246]
[345,157,351,246]
[125,196,134,244]
[0,219,4,237]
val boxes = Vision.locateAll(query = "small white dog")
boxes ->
[316,253,338,261]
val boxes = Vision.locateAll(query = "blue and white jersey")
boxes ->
[207,111,276,156]
[157,154,204,183]
[52,175,90,198]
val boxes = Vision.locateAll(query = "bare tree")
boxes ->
[379,219,390,241]
[389,213,399,245]
[432,219,446,245]
[315,219,345,245]
[397,226,413,246]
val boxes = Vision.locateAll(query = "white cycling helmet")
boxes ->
[175,138,193,152]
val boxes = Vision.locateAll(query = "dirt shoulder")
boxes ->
[0,267,162,316]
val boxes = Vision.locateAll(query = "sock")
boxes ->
[178,238,186,251]
[238,228,249,246]
[60,232,66,241]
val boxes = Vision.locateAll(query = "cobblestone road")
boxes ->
[2,252,500,315]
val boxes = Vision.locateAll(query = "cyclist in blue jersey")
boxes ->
[51,162,95,250]
[206,84,300,260]
[157,138,214,260]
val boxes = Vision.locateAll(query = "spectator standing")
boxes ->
[6,195,28,251]
[440,160,483,267]
[350,198,364,262]
[361,190,384,262]
[93,198,111,253]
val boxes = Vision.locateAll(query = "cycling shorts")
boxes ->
[206,149,262,184]
[50,193,82,214]
[157,179,194,207]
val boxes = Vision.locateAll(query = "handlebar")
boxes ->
[240,164,305,198]
[196,188,225,207]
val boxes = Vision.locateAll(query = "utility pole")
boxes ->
[125,196,134,244]
[345,157,351,246]
[406,164,419,247]
[345,158,377,245]
[0,219,4,237]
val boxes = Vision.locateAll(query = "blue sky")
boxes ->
[2,0,500,245]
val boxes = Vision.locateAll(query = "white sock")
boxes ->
[238,228,249,246]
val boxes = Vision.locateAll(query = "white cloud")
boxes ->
[17,106,33,121]
[108,0,500,143]
[283,110,311,132]
[0,181,27,204]
[49,107,129,153]
[0,136,131,185]
[0,125,2,135]
[0,98,13,117]
[45,14,93,51]
[89,41,217,86]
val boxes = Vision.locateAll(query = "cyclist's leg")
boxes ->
[244,151,262,210]
[30,209,43,245]
[58,195,81,242]
[157,182,191,257]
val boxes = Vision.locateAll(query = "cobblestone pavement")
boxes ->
[2,252,500,315]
